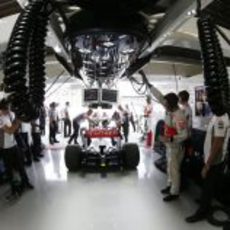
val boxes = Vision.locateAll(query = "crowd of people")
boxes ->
[0,84,229,225]
[149,85,229,223]
[47,101,137,146]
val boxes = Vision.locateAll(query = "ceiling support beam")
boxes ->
[139,0,215,58]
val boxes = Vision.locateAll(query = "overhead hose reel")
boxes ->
[197,13,230,116]
[3,0,51,121]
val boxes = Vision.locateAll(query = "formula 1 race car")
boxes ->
[64,127,140,172]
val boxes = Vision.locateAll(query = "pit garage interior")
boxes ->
[0,0,230,230]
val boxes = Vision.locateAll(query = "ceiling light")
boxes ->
[187,9,196,16]
[79,48,92,54]
[103,41,115,47]
[54,44,62,53]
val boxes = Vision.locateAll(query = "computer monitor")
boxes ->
[101,89,118,103]
[83,89,99,103]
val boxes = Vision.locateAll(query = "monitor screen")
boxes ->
[102,89,118,103]
[83,89,99,102]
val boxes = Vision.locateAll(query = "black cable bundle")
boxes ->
[3,0,49,121]
[197,14,230,116]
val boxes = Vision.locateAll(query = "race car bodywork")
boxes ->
[65,127,140,172]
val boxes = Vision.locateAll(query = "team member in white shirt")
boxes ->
[63,102,72,138]
[31,118,43,160]
[148,84,188,201]
[0,99,33,197]
[20,122,34,166]
[186,107,230,223]
[178,90,193,137]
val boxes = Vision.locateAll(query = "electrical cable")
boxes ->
[3,0,51,121]
[197,13,230,115]
[45,70,65,93]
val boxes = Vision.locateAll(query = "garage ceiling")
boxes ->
[0,0,20,18]
[0,0,229,83]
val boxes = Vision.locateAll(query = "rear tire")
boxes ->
[65,145,82,172]
[122,143,140,169]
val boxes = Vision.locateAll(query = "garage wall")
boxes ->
[45,74,206,130]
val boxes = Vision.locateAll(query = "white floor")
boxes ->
[0,134,218,230]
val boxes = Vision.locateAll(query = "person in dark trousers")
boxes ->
[122,112,130,143]
[20,122,36,166]
[149,85,188,202]
[31,119,43,159]
[63,102,71,137]
[39,106,46,136]
[68,109,93,145]
[49,102,59,145]
[186,106,230,223]
[0,99,33,198]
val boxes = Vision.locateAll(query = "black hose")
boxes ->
[3,0,50,121]
[197,14,230,116]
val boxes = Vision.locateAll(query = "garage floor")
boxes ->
[0,137,218,230]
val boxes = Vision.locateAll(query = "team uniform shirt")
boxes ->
[204,113,230,165]
[0,112,16,149]
[49,108,58,122]
[73,113,85,125]
[181,104,193,137]
[63,106,70,119]
[149,85,188,146]
[164,109,188,147]
[144,103,154,131]
[20,122,31,133]
[32,119,40,133]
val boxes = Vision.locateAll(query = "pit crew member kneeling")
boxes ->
[149,85,188,202]
[186,106,230,223]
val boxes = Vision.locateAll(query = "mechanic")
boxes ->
[0,99,33,197]
[186,106,230,223]
[31,118,43,160]
[63,101,72,138]
[144,95,154,147]
[39,105,46,136]
[122,111,130,143]
[178,90,193,190]
[49,102,59,145]
[118,105,130,143]
[149,85,188,201]
[68,109,93,145]
[178,90,193,138]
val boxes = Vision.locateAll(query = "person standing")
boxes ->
[0,99,33,197]
[122,111,130,143]
[39,106,46,136]
[49,102,59,145]
[63,102,71,138]
[68,109,93,145]
[20,122,35,166]
[144,95,154,147]
[186,108,230,223]
[31,119,43,160]
[149,85,188,201]
[178,90,193,137]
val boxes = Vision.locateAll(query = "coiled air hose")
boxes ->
[197,14,230,115]
[3,0,50,121]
